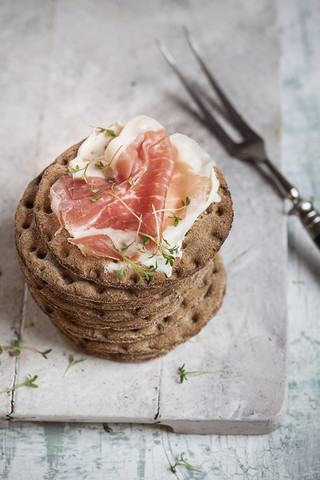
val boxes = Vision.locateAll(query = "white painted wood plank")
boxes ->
[6,0,287,433]
[158,2,288,430]
[0,0,58,423]
[159,171,287,431]
[12,293,160,422]
[0,0,319,478]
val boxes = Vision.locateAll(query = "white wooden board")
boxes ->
[0,0,286,433]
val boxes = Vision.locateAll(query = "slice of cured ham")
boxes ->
[50,117,220,273]
[51,125,175,258]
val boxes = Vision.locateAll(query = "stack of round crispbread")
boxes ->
[15,141,233,362]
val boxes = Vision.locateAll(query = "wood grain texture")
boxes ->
[1,0,320,478]
[0,0,56,424]
[0,0,286,433]
[2,0,286,434]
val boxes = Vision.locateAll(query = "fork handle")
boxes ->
[263,158,320,249]
[288,189,320,250]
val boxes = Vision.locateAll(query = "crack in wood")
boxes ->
[154,366,162,421]
[9,283,29,418]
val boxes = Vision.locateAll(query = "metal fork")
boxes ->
[157,29,320,250]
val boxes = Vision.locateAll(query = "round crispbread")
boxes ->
[27,255,226,361]
[33,141,233,288]
[15,178,190,307]
[18,249,216,329]
[28,256,223,344]
[15,131,232,362]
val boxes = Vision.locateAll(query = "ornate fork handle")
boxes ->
[263,158,320,249]
[288,188,320,248]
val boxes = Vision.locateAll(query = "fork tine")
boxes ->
[183,27,260,141]
[156,41,236,154]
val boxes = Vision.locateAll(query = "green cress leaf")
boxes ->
[0,374,39,394]
[64,355,87,377]
[178,363,221,383]
[170,452,202,473]
[94,126,116,137]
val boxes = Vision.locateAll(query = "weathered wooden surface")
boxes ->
[0,0,287,434]
[0,0,320,477]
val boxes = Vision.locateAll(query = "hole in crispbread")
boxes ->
[192,313,199,323]
[62,250,70,258]
[24,201,34,209]
[175,266,183,278]
[45,205,53,214]
[131,273,141,285]
[22,219,31,229]
[181,299,188,308]
[182,238,189,249]
[163,316,170,323]
[193,258,201,268]
[96,285,106,294]
[62,273,74,285]
[29,245,37,252]
[203,275,209,286]
[128,288,139,297]
[36,250,47,260]
[45,306,54,314]
[221,185,228,196]
[207,204,214,214]
[211,229,224,242]
[204,285,213,298]
[94,268,103,280]
[217,206,224,216]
